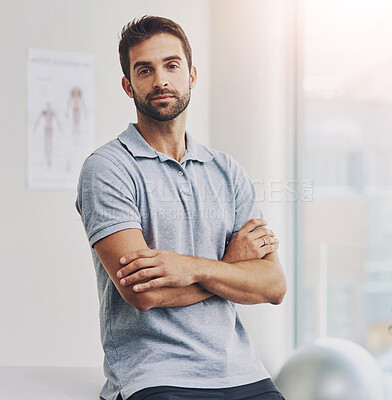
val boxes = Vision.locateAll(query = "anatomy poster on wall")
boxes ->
[27,48,94,189]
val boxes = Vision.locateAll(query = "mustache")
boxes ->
[146,89,178,100]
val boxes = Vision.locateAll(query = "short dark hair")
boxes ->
[119,15,193,81]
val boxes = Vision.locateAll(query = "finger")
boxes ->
[261,243,279,257]
[254,236,277,247]
[133,277,167,292]
[117,256,159,279]
[239,219,268,234]
[119,266,163,286]
[257,236,279,247]
[119,249,159,264]
[249,227,274,240]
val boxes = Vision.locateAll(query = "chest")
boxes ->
[134,160,235,258]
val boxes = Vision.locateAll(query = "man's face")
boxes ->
[124,33,197,122]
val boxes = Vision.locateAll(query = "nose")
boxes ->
[153,68,168,90]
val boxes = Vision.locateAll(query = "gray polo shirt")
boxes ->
[76,123,270,400]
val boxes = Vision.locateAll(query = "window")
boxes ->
[296,0,392,396]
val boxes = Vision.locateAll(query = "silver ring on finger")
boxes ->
[261,236,266,246]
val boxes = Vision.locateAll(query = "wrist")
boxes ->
[194,257,226,285]
[189,255,204,283]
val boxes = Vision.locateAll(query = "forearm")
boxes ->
[138,283,214,311]
[117,247,286,307]
[194,256,286,305]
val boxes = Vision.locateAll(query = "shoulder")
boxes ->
[93,136,131,166]
[201,144,248,179]
[196,142,236,169]
[77,137,140,206]
[80,136,136,179]
[76,138,138,215]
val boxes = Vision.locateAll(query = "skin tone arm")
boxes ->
[117,219,286,308]
[94,228,212,311]
[94,219,279,311]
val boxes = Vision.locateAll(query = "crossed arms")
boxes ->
[94,218,287,311]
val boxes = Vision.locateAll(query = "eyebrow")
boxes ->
[133,55,183,71]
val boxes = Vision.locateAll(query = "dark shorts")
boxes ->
[126,378,285,400]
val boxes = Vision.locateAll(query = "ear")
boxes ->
[189,66,197,90]
[122,77,133,98]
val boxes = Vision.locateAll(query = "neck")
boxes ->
[135,111,187,162]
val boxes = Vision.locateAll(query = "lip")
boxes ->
[151,96,174,102]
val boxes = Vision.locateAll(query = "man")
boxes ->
[76,16,287,400]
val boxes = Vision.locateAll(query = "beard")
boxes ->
[131,85,191,122]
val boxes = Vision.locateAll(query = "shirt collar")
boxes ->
[118,123,213,163]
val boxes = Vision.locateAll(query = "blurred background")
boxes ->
[0,0,391,397]
[297,0,392,396]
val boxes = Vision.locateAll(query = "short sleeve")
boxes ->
[75,153,142,247]
[229,157,264,238]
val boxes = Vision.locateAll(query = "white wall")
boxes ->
[0,0,293,375]
[0,0,211,367]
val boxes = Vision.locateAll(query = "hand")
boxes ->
[222,219,279,263]
[117,249,198,292]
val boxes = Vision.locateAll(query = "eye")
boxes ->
[139,68,151,75]
[168,63,179,70]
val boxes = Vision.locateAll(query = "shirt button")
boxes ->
[178,171,184,176]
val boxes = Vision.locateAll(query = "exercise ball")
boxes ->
[274,337,386,400]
